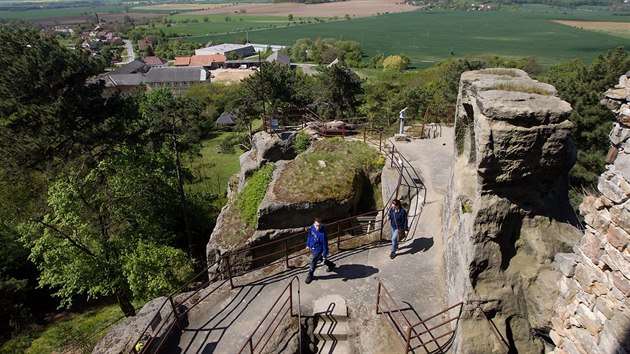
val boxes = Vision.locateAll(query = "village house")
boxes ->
[144,67,209,89]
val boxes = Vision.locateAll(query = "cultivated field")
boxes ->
[186,0,416,18]
[554,20,630,39]
[185,7,629,68]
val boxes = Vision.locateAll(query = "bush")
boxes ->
[294,130,311,154]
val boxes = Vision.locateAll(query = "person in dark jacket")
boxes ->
[387,199,408,259]
[305,218,335,284]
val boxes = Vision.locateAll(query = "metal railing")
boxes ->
[473,302,510,353]
[238,276,302,354]
[375,277,463,353]
[127,125,425,353]
[129,262,229,354]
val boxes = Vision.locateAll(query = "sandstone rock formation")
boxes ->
[443,69,582,353]
[207,131,377,268]
[548,72,630,354]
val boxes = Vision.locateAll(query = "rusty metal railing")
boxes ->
[378,139,426,243]
[473,301,510,353]
[375,277,463,353]
[126,125,425,353]
[129,261,229,354]
[238,276,302,354]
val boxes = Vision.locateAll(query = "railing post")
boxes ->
[169,296,183,330]
[405,325,413,353]
[379,132,382,153]
[284,239,289,268]
[376,280,382,314]
[289,281,294,317]
[226,255,234,289]
[336,223,341,250]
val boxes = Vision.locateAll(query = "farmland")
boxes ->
[174,6,629,68]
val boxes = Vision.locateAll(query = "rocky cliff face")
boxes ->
[443,69,582,353]
[549,72,630,354]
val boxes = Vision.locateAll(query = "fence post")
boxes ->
[379,132,382,153]
[284,239,289,268]
[226,255,234,289]
[289,281,294,317]
[169,296,183,330]
[376,280,382,314]
[336,223,341,250]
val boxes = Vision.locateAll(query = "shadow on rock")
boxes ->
[399,237,434,255]
[317,264,379,282]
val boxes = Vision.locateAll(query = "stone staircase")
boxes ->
[350,215,378,235]
[313,295,350,354]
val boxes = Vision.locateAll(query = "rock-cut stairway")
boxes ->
[313,295,350,354]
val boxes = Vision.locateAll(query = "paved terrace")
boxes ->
[164,128,455,353]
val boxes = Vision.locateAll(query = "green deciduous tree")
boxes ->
[383,55,408,71]
[22,150,194,316]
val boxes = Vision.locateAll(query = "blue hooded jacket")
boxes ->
[389,207,408,231]
[306,223,329,258]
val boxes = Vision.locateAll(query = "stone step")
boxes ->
[317,339,349,354]
[314,318,348,341]
[313,295,348,317]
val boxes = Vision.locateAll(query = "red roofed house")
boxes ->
[173,57,191,66]
[189,54,226,69]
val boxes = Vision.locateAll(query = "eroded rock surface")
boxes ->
[443,68,582,353]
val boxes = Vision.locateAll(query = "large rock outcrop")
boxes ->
[549,72,630,354]
[207,132,375,266]
[443,69,582,353]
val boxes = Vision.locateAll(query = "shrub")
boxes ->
[294,130,311,154]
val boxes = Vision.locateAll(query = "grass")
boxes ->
[185,130,246,197]
[489,82,553,95]
[273,139,383,203]
[143,14,311,37]
[0,6,124,20]
[183,6,629,69]
[0,302,141,354]
[479,68,522,77]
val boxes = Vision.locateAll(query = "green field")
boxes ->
[157,14,292,36]
[180,6,629,68]
[0,6,124,20]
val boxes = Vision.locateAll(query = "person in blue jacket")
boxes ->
[387,199,408,259]
[305,218,336,284]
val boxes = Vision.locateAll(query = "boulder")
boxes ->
[93,297,175,354]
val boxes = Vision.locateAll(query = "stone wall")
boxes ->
[443,69,582,353]
[549,72,630,354]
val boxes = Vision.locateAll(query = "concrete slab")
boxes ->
[318,340,349,354]
[313,295,348,317]
[315,319,348,341]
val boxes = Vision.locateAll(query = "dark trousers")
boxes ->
[308,253,334,277]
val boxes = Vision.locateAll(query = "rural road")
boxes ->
[121,39,135,64]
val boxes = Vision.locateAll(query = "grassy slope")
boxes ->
[0,302,140,354]
[180,6,628,68]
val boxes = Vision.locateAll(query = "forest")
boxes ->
[0,23,628,351]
